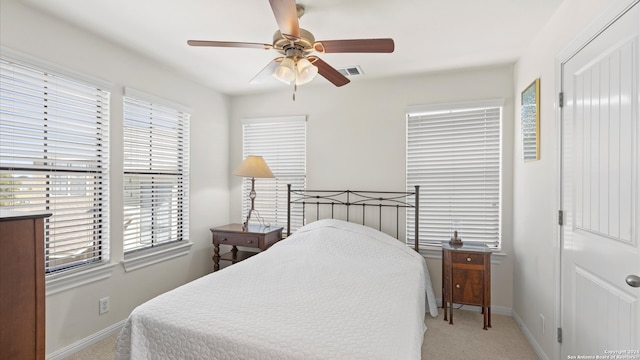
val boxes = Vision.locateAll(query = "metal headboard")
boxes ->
[287,184,420,252]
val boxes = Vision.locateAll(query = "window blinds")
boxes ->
[241,116,306,231]
[123,89,189,254]
[406,101,502,248]
[0,57,111,274]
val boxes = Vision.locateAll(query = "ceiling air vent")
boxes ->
[337,65,364,77]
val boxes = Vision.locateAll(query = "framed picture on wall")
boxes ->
[521,78,540,161]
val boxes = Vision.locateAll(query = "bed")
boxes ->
[115,187,438,360]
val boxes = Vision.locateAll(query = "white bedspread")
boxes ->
[115,219,439,360]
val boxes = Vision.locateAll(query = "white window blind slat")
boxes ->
[241,116,306,230]
[0,57,110,274]
[406,101,502,248]
[123,91,189,255]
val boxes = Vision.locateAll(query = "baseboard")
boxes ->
[512,310,549,360]
[46,319,125,360]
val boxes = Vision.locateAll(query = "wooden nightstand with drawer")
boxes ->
[210,223,283,272]
[442,242,492,329]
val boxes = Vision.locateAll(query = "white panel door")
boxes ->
[561,3,639,357]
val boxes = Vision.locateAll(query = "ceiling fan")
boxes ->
[187,0,394,89]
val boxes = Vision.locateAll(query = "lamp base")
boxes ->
[449,230,463,247]
[449,238,463,247]
[242,208,254,232]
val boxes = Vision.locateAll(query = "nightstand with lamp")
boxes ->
[210,155,283,271]
[441,222,492,330]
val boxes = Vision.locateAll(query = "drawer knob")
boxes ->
[246,240,253,244]
[455,284,460,289]
[222,238,228,242]
[466,257,472,262]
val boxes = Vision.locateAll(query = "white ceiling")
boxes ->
[20,0,565,96]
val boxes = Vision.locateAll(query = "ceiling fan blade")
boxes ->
[187,40,272,50]
[249,58,283,84]
[269,0,300,39]
[314,38,395,53]
[309,56,350,87]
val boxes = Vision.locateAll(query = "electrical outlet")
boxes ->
[539,314,545,335]
[99,297,110,315]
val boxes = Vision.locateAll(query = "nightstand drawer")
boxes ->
[451,252,484,265]
[214,232,260,248]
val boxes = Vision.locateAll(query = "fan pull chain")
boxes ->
[292,83,297,101]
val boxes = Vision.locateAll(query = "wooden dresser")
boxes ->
[442,242,492,330]
[0,210,51,360]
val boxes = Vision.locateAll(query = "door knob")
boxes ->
[626,275,640,288]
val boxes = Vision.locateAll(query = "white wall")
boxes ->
[512,0,632,358]
[1,1,231,355]
[230,64,516,310]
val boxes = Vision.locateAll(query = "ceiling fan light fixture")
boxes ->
[273,57,296,84]
[295,57,318,85]
[188,0,395,92]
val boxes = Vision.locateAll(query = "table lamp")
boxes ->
[232,155,274,231]
[449,219,463,246]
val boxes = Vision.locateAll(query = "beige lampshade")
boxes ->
[232,155,274,178]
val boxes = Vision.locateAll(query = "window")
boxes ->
[123,88,189,256]
[406,100,503,249]
[0,56,110,274]
[241,116,306,231]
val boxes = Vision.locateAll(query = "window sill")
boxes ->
[121,241,193,272]
[419,246,507,265]
[46,262,117,296]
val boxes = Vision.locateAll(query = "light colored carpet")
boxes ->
[423,309,539,359]
[66,309,539,359]
[65,332,119,360]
